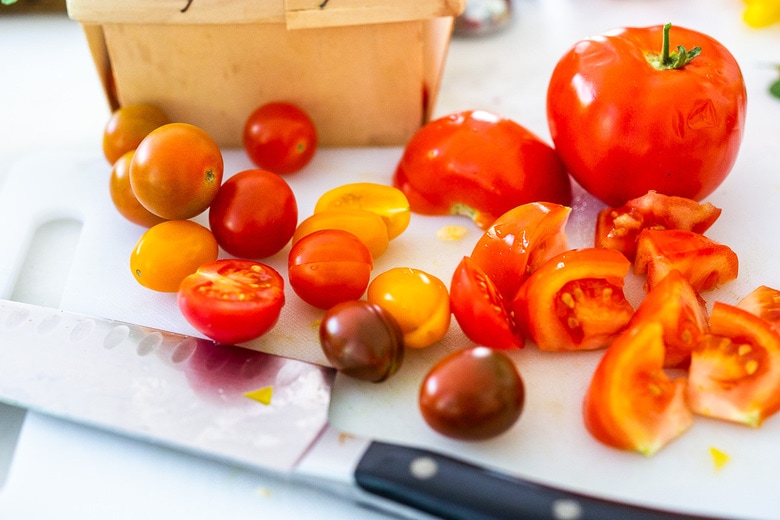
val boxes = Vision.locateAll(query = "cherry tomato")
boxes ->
[629,270,709,369]
[513,248,634,352]
[102,104,170,164]
[634,229,739,293]
[287,229,373,310]
[109,150,167,228]
[292,209,389,260]
[450,256,523,350]
[419,346,525,441]
[547,23,747,206]
[737,285,780,333]
[314,182,411,240]
[583,322,693,456]
[470,202,571,302]
[595,191,722,262]
[366,267,450,349]
[130,220,219,293]
[130,122,224,220]
[688,302,780,427]
[208,169,298,259]
[243,102,317,175]
[319,300,404,382]
[178,259,285,345]
[393,110,572,230]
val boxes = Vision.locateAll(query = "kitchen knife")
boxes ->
[0,298,723,520]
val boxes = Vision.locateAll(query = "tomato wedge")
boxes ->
[513,248,634,352]
[688,302,780,427]
[583,322,694,456]
[469,202,571,302]
[634,229,738,292]
[629,270,709,369]
[450,256,523,350]
[595,190,722,262]
[736,285,780,333]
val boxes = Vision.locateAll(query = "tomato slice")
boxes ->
[469,202,571,302]
[736,285,780,333]
[634,229,739,292]
[629,270,709,369]
[583,322,694,456]
[178,259,285,345]
[513,248,634,352]
[450,256,523,350]
[595,190,722,262]
[688,302,780,427]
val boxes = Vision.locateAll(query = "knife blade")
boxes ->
[0,298,724,520]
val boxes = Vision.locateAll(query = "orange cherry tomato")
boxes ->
[108,150,167,228]
[292,208,389,260]
[102,103,170,165]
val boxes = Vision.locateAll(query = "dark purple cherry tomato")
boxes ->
[319,301,404,382]
[419,346,525,440]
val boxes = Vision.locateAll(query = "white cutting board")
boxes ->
[1,139,779,519]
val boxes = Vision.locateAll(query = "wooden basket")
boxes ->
[66,0,465,147]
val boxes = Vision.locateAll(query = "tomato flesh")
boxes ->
[736,285,780,333]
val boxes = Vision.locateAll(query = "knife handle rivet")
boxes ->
[3,309,29,328]
[37,314,62,335]
[69,319,96,342]
[103,325,130,349]
[137,332,163,357]
[409,456,438,480]
[551,498,583,520]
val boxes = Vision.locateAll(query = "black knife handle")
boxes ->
[355,442,723,520]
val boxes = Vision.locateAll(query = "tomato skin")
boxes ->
[287,229,373,310]
[109,150,167,228]
[419,346,525,441]
[178,259,285,345]
[450,257,524,350]
[292,208,389,260]
[393,110,572,230]
[547,24,746,206]
[583,323,694,456]
[319,301,404,382]
[130,123,224,220]
[243,102,317,175]
[130,220,219,293]
[208,169,298,259]
[513,248,634,351]
[737,285,780,333]
[103,104,170,164]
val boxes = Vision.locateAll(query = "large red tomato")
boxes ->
[547,23,747,206]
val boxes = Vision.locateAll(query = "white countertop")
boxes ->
[1,1,779,519]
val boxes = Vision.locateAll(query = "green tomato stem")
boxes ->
[647,23,701,71]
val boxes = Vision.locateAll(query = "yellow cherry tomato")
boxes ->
[743,0,780,28]
[130,220,219,292]
[292,208,389,259]
[314,182,411,240]
[367,267,451,349]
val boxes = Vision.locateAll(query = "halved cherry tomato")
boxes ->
[292,209,389,259]
[513,248,634,352]
[314,182,411,240]
[178,259,285,345]
[103,103,170,164]
[130,220,218,293]
[130,122,223,220]
[243,101,317,175]
[584,322,693,456]
[288,229,373,309]
[469,202,571,302]
[367,267,450,349]
[595,190,722,262]
[688,302,780,427]
[208,169,298,259]
[393,110,572,230]
[629,270,709,369]
[109,150,167,228]
[450,256,523,350]
[737,285,780,333]
[634,229,739,292]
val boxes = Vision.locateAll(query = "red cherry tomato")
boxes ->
[243,102,317,175]
[287,229,373,310]
[208,169,298,259]
[547,23,747,206]
[178,259,285,345]
[393,110,572,230]
[419,346,525,441]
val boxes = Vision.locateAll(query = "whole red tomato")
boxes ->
[393,110,572,230]
[547,23,747,206]
[243,102,317,175]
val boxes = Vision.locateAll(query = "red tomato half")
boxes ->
[513,248,634,352]
[178,259,285,345]
[688,302,780,427]
[548,24,746,206]
[393,110,572,230]
[243,102,317,175]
